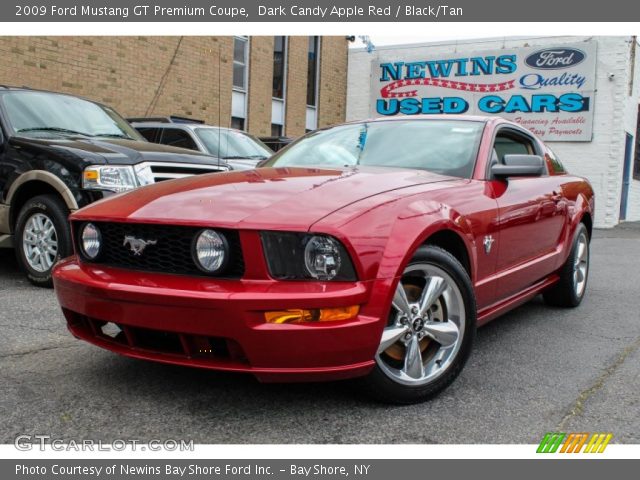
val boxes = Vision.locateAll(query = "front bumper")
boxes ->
[53,257,392,382]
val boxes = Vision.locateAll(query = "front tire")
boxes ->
[14,194,72,288]
[543,222,590,308]
[362,245,476,404]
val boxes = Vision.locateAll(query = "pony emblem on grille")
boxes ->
[123,236,157,256]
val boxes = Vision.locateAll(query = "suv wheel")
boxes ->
[14,194,72,288]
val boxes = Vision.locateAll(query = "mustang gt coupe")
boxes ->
[53,116,594,403]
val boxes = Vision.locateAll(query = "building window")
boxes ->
[273,36,287,99]
[232,36,249,131]
[307,36,319,107]
[231,116,245,131]
[233,37,248,90]
[271,124,283,137]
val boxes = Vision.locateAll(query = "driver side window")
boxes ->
[493,131,534,164]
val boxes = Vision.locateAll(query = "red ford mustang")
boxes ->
[53,116,594,403]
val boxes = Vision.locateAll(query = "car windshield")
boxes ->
[1,91,143,140]
[264,120,485,178]
[196,128,273,159]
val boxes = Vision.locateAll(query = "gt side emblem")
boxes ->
[123,236,157,256]
[483,235,495,254]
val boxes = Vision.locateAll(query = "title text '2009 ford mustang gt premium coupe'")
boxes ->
[52,116,594,403]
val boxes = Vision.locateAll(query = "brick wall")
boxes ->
[247,37,273,137]
[318,37,348,129]
[284,36,309,137]
[0,35,347,138]
[0,36,233,126]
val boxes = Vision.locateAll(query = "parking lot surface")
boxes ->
[1,224,639,444]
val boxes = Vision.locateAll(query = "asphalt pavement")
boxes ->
[1,224,639,444]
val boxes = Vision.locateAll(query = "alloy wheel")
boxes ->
[573,232,589,297]
[376,263,465,386]
[22,213,59,273]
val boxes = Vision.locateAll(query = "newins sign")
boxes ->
[371,41,597,141]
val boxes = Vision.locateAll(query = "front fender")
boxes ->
[311,187,477,283]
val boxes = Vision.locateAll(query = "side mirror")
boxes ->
[491,154,544,178]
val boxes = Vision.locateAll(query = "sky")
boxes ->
[348,35,497,49]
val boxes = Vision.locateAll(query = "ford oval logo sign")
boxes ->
[525,48,586,70]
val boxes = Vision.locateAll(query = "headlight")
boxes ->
[192,229,228,273]
[261,232,356,281]
[82,165,138,192]
[80,223,102,260]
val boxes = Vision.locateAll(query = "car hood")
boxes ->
[73,166,462,230]
[11,135,226,167]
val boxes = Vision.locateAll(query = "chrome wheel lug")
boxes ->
[411,306,419,315]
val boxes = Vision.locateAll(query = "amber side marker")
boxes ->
[265,306,360,324]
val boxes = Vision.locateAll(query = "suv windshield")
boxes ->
[196,128,273,159]
[2,91,143,140]
[263,120,485,178]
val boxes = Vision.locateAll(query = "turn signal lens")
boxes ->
[264,306,360,324]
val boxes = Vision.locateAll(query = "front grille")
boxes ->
[76,222,244,278]
[143,162,228,182]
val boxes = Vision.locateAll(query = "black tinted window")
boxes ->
[136,127,159,142]
[159,129,197,150]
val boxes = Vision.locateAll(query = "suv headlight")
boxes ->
[82,165,138,192]
[261,232,357,281]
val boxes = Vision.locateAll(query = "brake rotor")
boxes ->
[384,283,445,361]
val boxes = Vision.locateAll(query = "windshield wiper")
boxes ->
[92,133,132,139]
[222,155,267,160]
[17,127,91,136]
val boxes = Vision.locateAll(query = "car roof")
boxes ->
[357,114,496,124]
[130,122,237,132]
[336,114,522,132]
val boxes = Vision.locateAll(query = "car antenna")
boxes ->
[217,43,222,169]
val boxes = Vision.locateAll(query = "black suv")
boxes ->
[0,87,231,287]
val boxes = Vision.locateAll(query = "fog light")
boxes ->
[192,229,228,273]
[264,305,360,324]
[80,222,102,259]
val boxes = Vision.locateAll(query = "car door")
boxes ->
[489,127,568,299]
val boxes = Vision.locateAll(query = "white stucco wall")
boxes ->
[347,36,640,228]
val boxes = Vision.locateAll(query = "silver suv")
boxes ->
[131,118,273,170]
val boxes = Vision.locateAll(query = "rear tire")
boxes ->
[14,194,72,288]
[361,245,476,404]
[543,223,590,308]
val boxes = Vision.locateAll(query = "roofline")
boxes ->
[348,35,609,53]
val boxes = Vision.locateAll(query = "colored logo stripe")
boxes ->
[584,433,613,453]
[537,432,613,453]
[380,77,515,98]
[537,433,566,453]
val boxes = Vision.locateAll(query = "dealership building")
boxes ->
[348,36,640,228]
[0,35,348,138]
